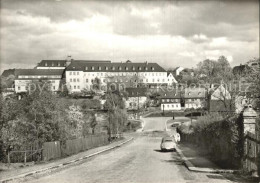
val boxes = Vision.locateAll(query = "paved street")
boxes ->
[26,117,232,183]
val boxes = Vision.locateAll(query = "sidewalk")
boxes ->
[176,143,238,173]
[0,137,133,182]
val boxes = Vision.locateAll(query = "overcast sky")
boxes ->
[0,0,259,73]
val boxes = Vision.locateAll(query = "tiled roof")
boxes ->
[184,88,206,98]
[159,90,181,99]
[125,88,147,97]
[66,62,166,72]
[15,69,64,78]
[37,60,111,67]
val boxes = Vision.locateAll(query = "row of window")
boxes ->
[85,66,155,71]
[162,104,180,108]
[162,99,180,103]
[17,85,56,90]
[70,85,81,89]
[44,63,65,67]
[69,71,167,77]
[19,75,61,79]
[69,78,175,83]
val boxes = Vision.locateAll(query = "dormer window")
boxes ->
[98,66,101,70]
[85,66,88,70]
[188,92,191,96]
[126,67,128,71]
[151,67,154,71]
[91,66,94,70]
[105,66,108,70]
[145,67,148,70]
[119,66,122,70]
[58,63,60,66]
[45,63,47,66]
[132,66,135,71]
[164,93,167,96]
[138,67,141,71]
[52,63,54,66]
[112,66,115,70]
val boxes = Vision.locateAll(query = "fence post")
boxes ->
[7,152,10,166]
[24,151,27,164]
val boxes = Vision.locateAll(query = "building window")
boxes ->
[58,63,60,66]
[98,66,101,70]
[53,86,55,90]
[167,99,169,102]
[119,66,122,70]
[74,86,76,89]
[86,79,88,82]
[52,63,54,66]
[18,86,21,90]
[70,78,72,82]
[132,66,135,71]
[138,67,141,71]
[152,79,155,82]
[101,73,103,76]
[126,67,128,71]
[77,86,80,89]
[172,104,174,107]
[73,72,76,75]
[151,67,154,71]
[73,78,76,82]
[91,66,94,70]
[145,67,148,70]
[162,99,165,102]
[157,79,160,82]
[162,79,164,82]
[85,66,88,70]
[45,63,48,66]
[112,66,115,70]
[77,78,79,82]
[70,72,72,75]
[105,66,108,70]
[77,72,79,75]
[146,79,148,82]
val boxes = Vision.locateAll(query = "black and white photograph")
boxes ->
[0,0,259,182]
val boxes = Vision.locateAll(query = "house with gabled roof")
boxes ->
[184,88,206,109]
[160,90,182,111]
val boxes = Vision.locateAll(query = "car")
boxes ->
[171,122,181,128]
[160,137,176,152]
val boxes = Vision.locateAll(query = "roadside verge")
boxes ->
[0,137,134,183]
[175,145,239,174]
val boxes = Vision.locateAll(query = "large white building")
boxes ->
[14,69,64,93]
[65,60,177,93]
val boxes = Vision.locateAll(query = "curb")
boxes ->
[0,137,134,183]
[175,146,239,174]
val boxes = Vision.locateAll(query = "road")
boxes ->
[27,117,232,183]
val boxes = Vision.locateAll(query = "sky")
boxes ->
[0,0,259,73]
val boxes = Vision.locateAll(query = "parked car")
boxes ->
[160,137,176,152]
[171,122,181,128]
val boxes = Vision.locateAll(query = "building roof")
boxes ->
[1,69,15,77]
[125,88,147,97]
[37,60,111,67]
[159,90,181,99]
[184,88,206,98]
[66,61,166,72]
[15,69,64,77]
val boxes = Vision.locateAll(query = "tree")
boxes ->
[104,91,128,139]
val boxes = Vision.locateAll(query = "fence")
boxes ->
[244,131,260,173]
[42,134,108,161]
[6,134,109,163]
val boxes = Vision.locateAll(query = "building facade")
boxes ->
[65,60,177,93]
[184,88,206,109]
[160,90,182,111]
[125,88,147,110]
[14,69,64,93]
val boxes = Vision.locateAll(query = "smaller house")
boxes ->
[160,90,182,111]
[184,88,206,109]
[125,88,147,110]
